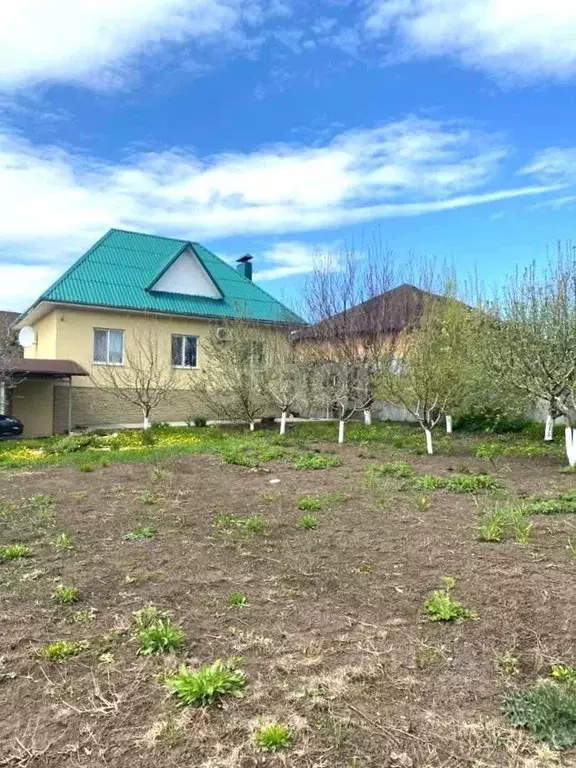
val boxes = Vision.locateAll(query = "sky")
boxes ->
[2,0,576,312]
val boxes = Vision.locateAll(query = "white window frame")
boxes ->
[171,334,198,369]
[93,328,124,365]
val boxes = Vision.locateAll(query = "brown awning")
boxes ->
[3,359,88,377]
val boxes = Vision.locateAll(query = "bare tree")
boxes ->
[377,292,477,454]
[91,326,176,429]
[190,320,269,430]
[485,248,576,464]
[301,245,396,442]
[0,317,20,415]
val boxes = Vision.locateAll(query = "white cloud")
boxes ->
[256,241,332,280]
[0,116,557,306]
[0,0,267,91]
[521,147,576,184]
[0,263,60,312]
[365,0,576,81]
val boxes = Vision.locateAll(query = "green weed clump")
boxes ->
[370,461,415,478]
[0,544,32,561]
[54,533,74,551]
[478,505,532,545]
[551,665,576,684]
[165,659,245,707]
[291,453,342,470]
[297,495,322,511]
[254,721,292,753]
[227,592,247,607]
[525,492,576,516]
[52,585,80,604]
[422,577,477,622]
[122,526,156,540]
[243,516,266,533]
[76,463,94,473]
[413,473,497,493]
[132,606,184,655]
[38,640,87,661]
[502,679,576,750]
[298,514,318,530]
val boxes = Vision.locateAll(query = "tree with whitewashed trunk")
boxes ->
[301,245,396,441]
[190,320,269,431]
[261,333,312,435]
[91,326,176,429]
[377,294,477,455]
[484,250,576,464]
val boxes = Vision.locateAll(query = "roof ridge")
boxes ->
[108,227,188,245]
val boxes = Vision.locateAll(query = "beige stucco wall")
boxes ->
[11,380,55,437]
[23,311,58,359]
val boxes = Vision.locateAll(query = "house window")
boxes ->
[93,329,124,364]
[171,334,197,368]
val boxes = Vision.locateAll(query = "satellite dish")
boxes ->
[18,326,36,348]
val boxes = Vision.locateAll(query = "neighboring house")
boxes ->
[12,229,301,436]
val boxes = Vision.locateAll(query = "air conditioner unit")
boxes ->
[214,327,230,342]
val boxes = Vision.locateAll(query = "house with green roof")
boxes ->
[12,229,301,436]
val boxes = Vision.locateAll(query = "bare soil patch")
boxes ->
[0,447,574,767]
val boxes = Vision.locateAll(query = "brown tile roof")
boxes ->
[298,284,445,340]
[3,359,88,377]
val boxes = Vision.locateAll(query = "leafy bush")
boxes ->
[297,495,322,511]
[164,659,245,707]
[291,453,342,470]
[227,592,247,607]
[122,526,156,540]
[48,435,95,454]
[254,721,292,752]
[52,585,80,604]
[38,640,87,661]
[422,577,477,622]
[502,679,576,749]
[298,514,318,530]
[137,618,184,655]
[0,544,32,561]
[453,409,530,434]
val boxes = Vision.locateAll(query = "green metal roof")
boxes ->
[31,229,302,324]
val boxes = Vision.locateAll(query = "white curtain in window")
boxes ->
[108,330,123,364]
[93,330,107,363]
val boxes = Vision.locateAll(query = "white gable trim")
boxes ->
[150,247,221,299]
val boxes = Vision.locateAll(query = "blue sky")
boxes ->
[2,0,576,311]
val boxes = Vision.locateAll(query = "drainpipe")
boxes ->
[68,377,73,434]
[0,381,6,415]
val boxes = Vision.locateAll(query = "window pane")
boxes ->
[108,330,123,364]
[184,336,197,367]
[171,335,182,366]
[93,330,107,363]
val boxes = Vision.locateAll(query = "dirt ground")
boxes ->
[0,445,574,767]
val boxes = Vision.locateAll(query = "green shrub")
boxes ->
[133,605,166,630]
[141,429,156,446]
[38,640,87,661]
[48,435,95,454]
[291,453,342,470]
[0,544,32,561]
[122,526,156,540]
[52,585,80,604]
[165,659,245,707]
[453,409,530,434]
[137,618,184,655]
[502,679,576,749]
[422,577,477,622]
[227,592,247,607]
[254,721,292,752]
[243,516,265,533]
[297,495,322,511]
[298,514,318,530]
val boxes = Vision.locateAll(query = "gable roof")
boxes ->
[21,229,302,325]
[298,283,446,340]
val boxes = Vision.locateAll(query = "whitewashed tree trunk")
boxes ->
[249,421,255,432]
[143,412,150,430]
[446,415,453,434]
[565,426,576,467]
[338,419,345,444]
[544,414,554,441]
[0,382,6,415]
[280,409,287,435]
[363,409,372,426]
[425,427,433,455]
